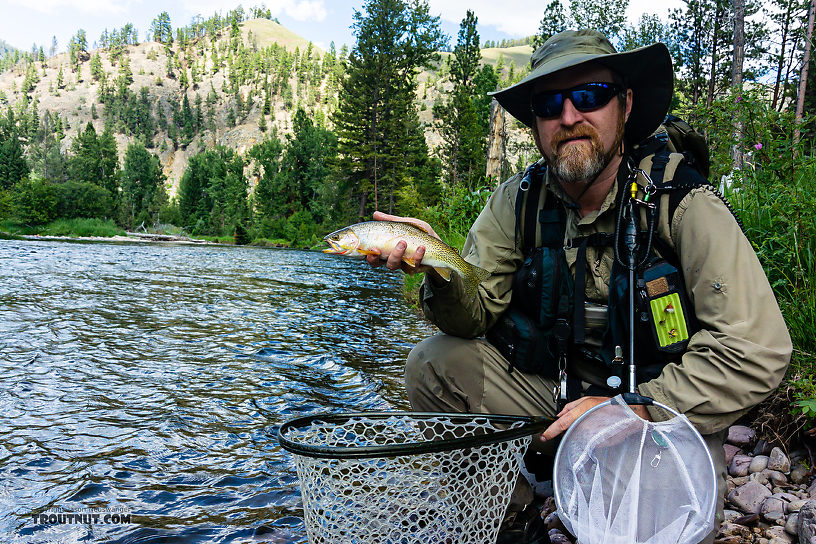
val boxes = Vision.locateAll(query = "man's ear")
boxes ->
[624,89,633,122]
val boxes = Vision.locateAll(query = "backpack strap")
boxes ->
[514,163,545,255]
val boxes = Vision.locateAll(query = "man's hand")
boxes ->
[365,211,443,282]
[541,395,652,441]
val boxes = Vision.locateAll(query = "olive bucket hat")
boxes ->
[490,29,673,144]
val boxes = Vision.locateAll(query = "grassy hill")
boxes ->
[0,18,534,194]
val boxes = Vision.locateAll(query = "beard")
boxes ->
[548,114,625,184]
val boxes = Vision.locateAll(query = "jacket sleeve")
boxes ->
[419,176,525,338]
[638,187,792,435]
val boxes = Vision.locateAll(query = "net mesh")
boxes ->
[282,414,531,544]
[554,396,717,544]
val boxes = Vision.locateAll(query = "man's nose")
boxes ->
[559,97,584,125]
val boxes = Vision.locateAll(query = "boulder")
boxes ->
[729,480,773,514]
[768,447,791,473]
[727,425,756,448]
[789,500,809,513]
[762,495,787,516]
[797,500,816,544]
[729,454,753,477]
[750,455,770,473]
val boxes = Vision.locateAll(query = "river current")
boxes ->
[0,239,435,543]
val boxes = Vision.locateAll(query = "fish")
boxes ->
[323,221,491,298]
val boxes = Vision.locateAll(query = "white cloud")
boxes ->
[5,0,130,14]
[427,0,543,36]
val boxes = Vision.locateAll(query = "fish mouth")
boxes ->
[322,238,350,255]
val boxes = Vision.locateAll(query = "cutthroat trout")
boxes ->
[323,221,490,298]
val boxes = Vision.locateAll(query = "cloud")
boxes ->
[427,0,543,36]
[5,0,130,14]
[182,0,326,22]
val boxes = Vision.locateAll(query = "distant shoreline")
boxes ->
[2,231,218,245]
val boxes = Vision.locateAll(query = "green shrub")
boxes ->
[41,218,125,237]
[14,178,59,225]
[56,181,113,219]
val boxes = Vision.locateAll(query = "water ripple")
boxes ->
[0,239,434,542]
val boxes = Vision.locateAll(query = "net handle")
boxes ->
[277,411,554,459]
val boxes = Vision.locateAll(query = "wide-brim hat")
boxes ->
[490,29,673,144]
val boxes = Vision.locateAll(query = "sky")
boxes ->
[0,0,684,55]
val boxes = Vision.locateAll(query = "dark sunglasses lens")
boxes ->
[531,92,563,118]
[532,84,620,118]
[571,84,618,111]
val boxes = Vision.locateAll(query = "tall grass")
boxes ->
[0,217,126,237]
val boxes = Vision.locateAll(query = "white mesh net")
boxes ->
[282,414,532,544]
[554,395,717,544]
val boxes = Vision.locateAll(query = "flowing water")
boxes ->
[0,238,435,543]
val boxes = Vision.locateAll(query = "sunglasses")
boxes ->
[530,82,624,119]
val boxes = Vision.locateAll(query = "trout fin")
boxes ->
[355,248,380,256]
[433,267,452,281]
[402,256,417,268]
[463,264,491,299]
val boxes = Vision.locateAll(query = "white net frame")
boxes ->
[553,395,717,544]
[280,413,533,544]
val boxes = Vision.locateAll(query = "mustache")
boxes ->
[552,125,601,148]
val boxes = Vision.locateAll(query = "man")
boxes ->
[368,29,791,544]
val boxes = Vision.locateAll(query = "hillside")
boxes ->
[0,18,534,195]
[0,40,16,58]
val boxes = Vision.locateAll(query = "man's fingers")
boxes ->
[386,241,406,270]
[371,210,440,240]
[541,410,578,442]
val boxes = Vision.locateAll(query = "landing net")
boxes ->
[279,411,548,544]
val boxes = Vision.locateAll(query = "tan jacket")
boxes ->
[420,158,792,435]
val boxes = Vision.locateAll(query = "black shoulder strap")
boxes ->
[514,163,548,255]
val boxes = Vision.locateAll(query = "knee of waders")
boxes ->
[405,334,486,412]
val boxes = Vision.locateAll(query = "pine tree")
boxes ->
[333,0,444,218]
[533,0,572,48]
[119,142,167,228]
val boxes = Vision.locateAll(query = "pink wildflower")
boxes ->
[754,143,762,150]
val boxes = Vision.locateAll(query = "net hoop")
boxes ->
[278,411,553,459]
[552,397,718,544]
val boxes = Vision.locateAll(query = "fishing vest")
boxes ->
[485,147,729,398]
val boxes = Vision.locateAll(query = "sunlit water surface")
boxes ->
[0,239,434,543]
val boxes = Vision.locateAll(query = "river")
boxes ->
[0,238,435,543]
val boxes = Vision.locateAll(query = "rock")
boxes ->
[719,521,752,538]
[732,476,751,486]
[723,509,743,522]
[789,500,808,513]
[730,454,754,477]
[786,513,799,535]
[792,464,811,485]
[762,469,789,487]
[808,480,816,498]
[763,511,785,523]
[734,513,760,525]
[754,439,773,456]
[751,472,770,486]
[798,500,816,544]
[548,528,571,544]
[768,447,791,473]
[750,455,770,473]
[730,480,773,514]
[724,444,743,465]
[762,495,787,515]
[766,524,793,544]
[727,425,757,448]
[544,510,567,534]
[714,537,743,544]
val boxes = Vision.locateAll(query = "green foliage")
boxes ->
[13,178,59,225]
[56,181,113,219]
[334,0,445,219]
[119,142,167,228]
[40,217,125,237]
[178,146,248,235]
